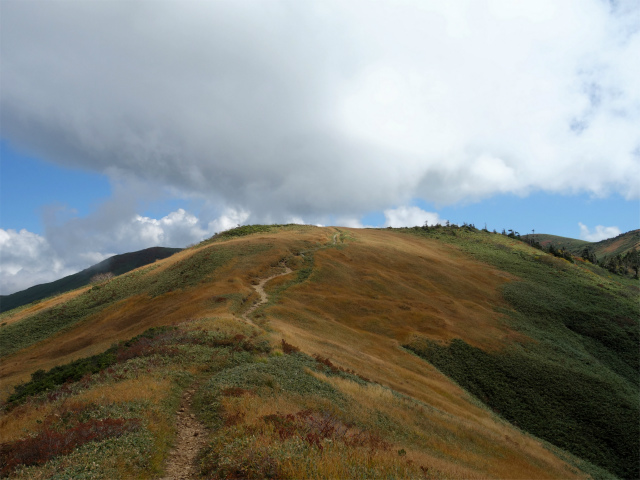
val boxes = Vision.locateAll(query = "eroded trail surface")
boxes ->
[163,245,325,477]
[243,234,341,324]
[242,263,293,323]
[161,387,206,480]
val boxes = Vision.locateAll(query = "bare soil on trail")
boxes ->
[161,263,294,478]
[160,387,206,480]
[242,264,293,323]
[242,232,339,325]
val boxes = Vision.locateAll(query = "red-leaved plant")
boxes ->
[0,417,140,476]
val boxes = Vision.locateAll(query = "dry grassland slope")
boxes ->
[0,226,603,479]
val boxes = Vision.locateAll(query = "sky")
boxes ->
[1,0,639,295]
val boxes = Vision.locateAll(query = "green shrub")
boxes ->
[405,338,639,479]
[3,325,269,407]
[194,352,347,431]
[398,227,640,479]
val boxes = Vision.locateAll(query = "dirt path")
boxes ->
[243,231,341,323]
[242,263,293,323]
[161,235,335,477]
[160,387,206,480]
[158,260,293,479]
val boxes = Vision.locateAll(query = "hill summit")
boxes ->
[0,225,637,479]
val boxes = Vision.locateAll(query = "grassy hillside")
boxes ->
[524,233,589,252]
[402,225,638,479]
[527,229,639,260]
[0,225,636,479]
[0,247,181,314]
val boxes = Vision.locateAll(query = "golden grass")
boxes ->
[210,391,420,478]
[0,227,590,478]
[0,230,322,400]
[0,376,170,445]
[310,370,582,480]
[0,288,89,327]
[213,365,584,479]
[277,444,421,479]
[278,228,519,348]
[74,376,170,405]
[261,228,586,478]
[0,291,207,400]
[0,402,57,444]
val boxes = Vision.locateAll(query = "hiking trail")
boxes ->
[163,231,339,477]
[242,263,293,324]
[160,386,206,480]
[242,232,340,324]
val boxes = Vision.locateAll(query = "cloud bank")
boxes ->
[2,0,639,219]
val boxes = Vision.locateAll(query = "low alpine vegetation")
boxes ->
[1,415,140,476]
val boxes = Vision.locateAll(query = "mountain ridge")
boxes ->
[0,225,637,479]
[524,229,639,260]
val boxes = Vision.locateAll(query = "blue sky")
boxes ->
[1,0,639,294]
[412,194,639,238]
[1,141,111,233]
[4,138,637,240]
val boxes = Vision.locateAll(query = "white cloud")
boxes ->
[335,216,365,229]
[0,229,73,294]
[578,222,622,242]
[0,0,638,221]
[383,206,445,228]
[207,208,251,235]
[130,209,210,248]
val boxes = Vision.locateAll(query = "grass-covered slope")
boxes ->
[0,247,181,314]
[4,317,574,480]
[523,233,589,252]
[401,225,639,479]
[528,229,640,260]
[1,225,636,479]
